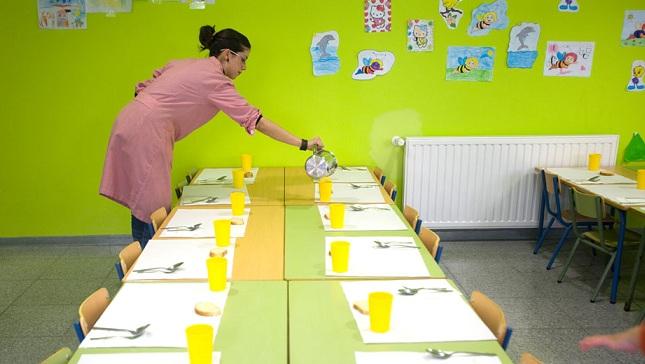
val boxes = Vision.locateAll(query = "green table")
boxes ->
[69,281,287,364]
[288,281,513,364]
[285,205,445,280]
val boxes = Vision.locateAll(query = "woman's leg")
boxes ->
[131,214,154,248]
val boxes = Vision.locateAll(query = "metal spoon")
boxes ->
[397,287,453,295]
[183,196,218,205]
[93,323,150,335]
[350,183,376,189]
[426,348,497,359]
[91,330,146,340]
[587,175,601,182]
[373,240,420,249]
[133,262,184,273]
[350,205,389,211]
[162,223,202,231]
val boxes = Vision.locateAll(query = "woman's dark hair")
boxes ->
[199,25,251,57]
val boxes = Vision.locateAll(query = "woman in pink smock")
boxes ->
[100,26,324,247]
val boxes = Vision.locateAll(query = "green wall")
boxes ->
[0,1,642,237]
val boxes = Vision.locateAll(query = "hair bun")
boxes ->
[199,25,217,48]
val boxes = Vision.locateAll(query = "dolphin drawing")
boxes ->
[316,34,335,58]
[516,26,535,51]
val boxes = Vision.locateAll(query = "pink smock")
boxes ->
[99,57,260,223]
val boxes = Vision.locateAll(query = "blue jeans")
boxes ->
[131,215,154,248]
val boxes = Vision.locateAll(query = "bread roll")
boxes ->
[244,171,254,178]
[194,302,222,317]
[230,217,244,225]
[352,300,369,315]
[209,247,228,258]
[599,170,614,176]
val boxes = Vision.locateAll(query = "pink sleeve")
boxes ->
[134,63,171,95]
[206,75,261,135]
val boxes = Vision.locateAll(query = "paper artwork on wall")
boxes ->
[86,0,131,14]
[543,41,594,77]
[439,0,464,30]
[558,0,579,12]
[352,50,395,80]
[38,0,87,29]
[407,20,433,52]
[310,31,340,77]
[468,0,509,37]
[621,10,645,47]
[364,0,392,32]
[507,23,540,69]
[446,46,495,82]
[627,60,645,92]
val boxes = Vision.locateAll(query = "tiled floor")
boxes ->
[1,236,645,363]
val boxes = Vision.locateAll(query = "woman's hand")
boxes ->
[308,137,324,150]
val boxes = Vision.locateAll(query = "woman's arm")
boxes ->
[255,117,324,151]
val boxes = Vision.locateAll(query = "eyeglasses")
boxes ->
[229,50,247,65]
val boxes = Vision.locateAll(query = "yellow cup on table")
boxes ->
[638,169,645,190]
[231,191,245,216]
[186,323,214,364]
[368,292,393,333]
[330,241,350,273]
[213,219,231,247]
[588,153,601,171]
[329,203,345,229]
[206,257,227,291]
[319,179,333,202]
[232,168,244,189]
[241,153,252,173]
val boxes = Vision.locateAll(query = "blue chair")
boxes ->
[73,288,110,342]
[114,241,142,281]
[404,205,423,235]
[470,290,513,350]
[373,167,386,185]
[384,180,397,202]
[419,227,443,263]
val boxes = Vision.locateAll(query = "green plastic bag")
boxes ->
[624,132,645,163]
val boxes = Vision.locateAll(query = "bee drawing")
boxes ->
[454,56,479,73]
[355,57,384,75]
[474,11,497,31]
[549,51,577,70]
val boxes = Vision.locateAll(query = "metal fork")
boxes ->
[183,196,218,205]
[162,223,202,231]
[373,240,420,249]
[349,205,389,211]
[91,331,146,340]
[350,183,377,189]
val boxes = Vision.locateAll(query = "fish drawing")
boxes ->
[316,34,336,58]
[515,26,535,51]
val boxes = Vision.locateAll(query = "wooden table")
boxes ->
[191,167,285,206]
[288,281,512,364]
[68,281,287,364]
[153,205,284,280]
[284,167,391,206]
[284,206,444,280]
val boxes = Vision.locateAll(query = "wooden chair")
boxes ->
[73,288,110,342]
[384,180,397,201]
[469,290,513,349]
[519,352,543,364]
[40,347,72,364]
[150,207,168,233]
[419,227,443,263]
[185,168,197,183]
[373,167,386,185]
[403,205,422,235]
[114,241,142,281]
[175,180,187,199]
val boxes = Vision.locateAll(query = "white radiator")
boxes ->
[403,135,619,229]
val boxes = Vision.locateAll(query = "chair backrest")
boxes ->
[403,205,419,230]
[79,288,110,336]
[185,168,197,183]
[569,188,609,245]
[175,180,187,199]
[118,241,142,278]
[384,180,397,201]
[519,352,543,364]
[469,290,509,347]
[373,167,386,185]
[150,207,168,232]
[419,227,440,259]
[40,347,72,364]
[627,209,645,232]
[541,170,564,217]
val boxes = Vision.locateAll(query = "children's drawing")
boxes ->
[543,41,594,77]
[439,0,464,30]
[352,50,395,80]
[507,23,540,68]
[310,31,340,76]
[364,0,392,32]
[407,20,433,52]
[621,10,645,47]
[627,60,645,92]
[86,0,131,14]
[558,0,579,12]
[468,0,509,37]
[446,46,495,82]
[38,0,86,29]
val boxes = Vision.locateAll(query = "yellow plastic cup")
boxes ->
[231,191,245,216]
[330,241,350,273]
[206,257,227,291]
[213,219,231,247]
[319,180,333,202]
[185,323,214,364]
[638,169,645,190]
[329,203,345,229]
[233,168,244,189]
[241,154,252,173]
[369,292,393,333]
[588,153,601,171]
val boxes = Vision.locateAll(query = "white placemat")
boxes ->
[315,183,385,203]
[124,239,235,281]
[193,168,259,185]
[547,168,635,185]
[80,282,230,348]
[180,185,250,206]
[159,209,250,238]
[325,237,430,278]
[581,184,645,206]
[355,352,501,364]
[78,352,221,364]
[341,280,496,344]
[318,204,408,231]
[330,167,377,183]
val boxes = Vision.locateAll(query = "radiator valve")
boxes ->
[391,136,405,147]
